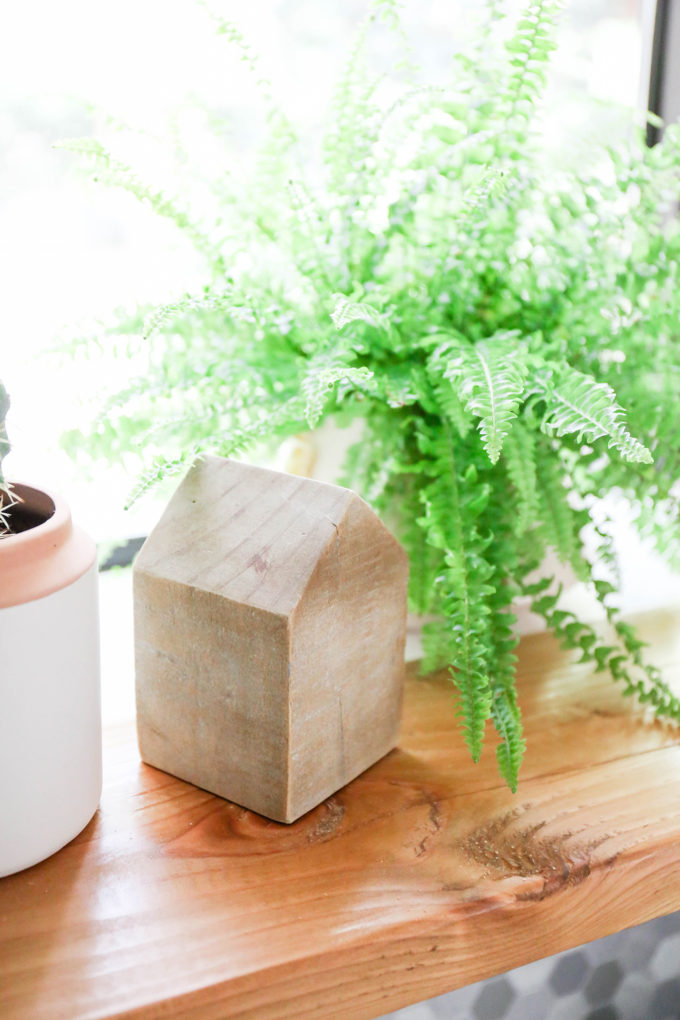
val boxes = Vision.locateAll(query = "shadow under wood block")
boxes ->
[133,456,409,823]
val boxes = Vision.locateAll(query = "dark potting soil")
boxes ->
[1,497,54,535]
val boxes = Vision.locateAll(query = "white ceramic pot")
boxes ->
[0,483,101,877]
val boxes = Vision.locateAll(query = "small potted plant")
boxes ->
[64,1,680,790]
[0,382,101,876]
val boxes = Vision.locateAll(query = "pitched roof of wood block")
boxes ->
[135,456,404,617]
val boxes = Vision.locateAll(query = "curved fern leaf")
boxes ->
[330,294,389,333]
[492,689,525,793]
[124,393,308,507]
[301,357,375,427]
[440,333,528,463]
[430,374,471,438]
[57,139,223,269]
[533,441,586,577]
[416,426,495,760]
[530,580,680,726]
[539,367,652,463]
[502,425,538,535]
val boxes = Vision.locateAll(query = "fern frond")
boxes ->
[533,441,586,576]
[417,426,495,760]
[436,333,528,463]
[323,4,382,201]
[330,294,390,333]
[124,445,211,509]
[141,289,242,339]
[125,391,308,508]
[502,425,539,535]
[634,496,680,573]
[197,2,298,161]
[529,579,680,724]
[538,366,652,463]
[483,483,525,789]
[429,373,471,438]
[505,3,562,101]
[492,688,525,792]
[58,139,224,270]
[301,356,375,427]
[285,178,335,290]
[488,597,525,790]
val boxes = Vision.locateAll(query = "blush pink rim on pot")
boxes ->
[0,483,101,877]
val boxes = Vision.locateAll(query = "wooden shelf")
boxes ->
[3,610,680,1019]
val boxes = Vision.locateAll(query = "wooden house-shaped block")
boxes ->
[134,456,409,822]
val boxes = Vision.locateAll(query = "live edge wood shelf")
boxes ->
[2,611,680,1020]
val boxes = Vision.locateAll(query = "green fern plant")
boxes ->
[64,0,680,789]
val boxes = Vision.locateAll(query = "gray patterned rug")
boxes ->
[380,910,680,1020]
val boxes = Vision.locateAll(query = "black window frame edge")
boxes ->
[99,536,146,571]
[647,0,671,146]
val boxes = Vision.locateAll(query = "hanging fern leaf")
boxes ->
[416,425,496,761]
[330,294,389,333]
[492,689,525,792]
[57,139,223,269]
[483,483,525,789]
[502,425,539,535]
[538,366,652,463]
[438,332,528,463]
[488,600,525,790]
[533,440,587,578]
[301,356,375,427]
[429,372,471,438]
[529,578,680,725]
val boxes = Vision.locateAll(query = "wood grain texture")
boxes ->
[134,457,408,822]
[2,609,680,1020]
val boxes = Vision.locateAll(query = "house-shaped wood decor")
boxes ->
[134,456,409,823]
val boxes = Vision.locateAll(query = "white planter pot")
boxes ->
[0,483,101,877]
